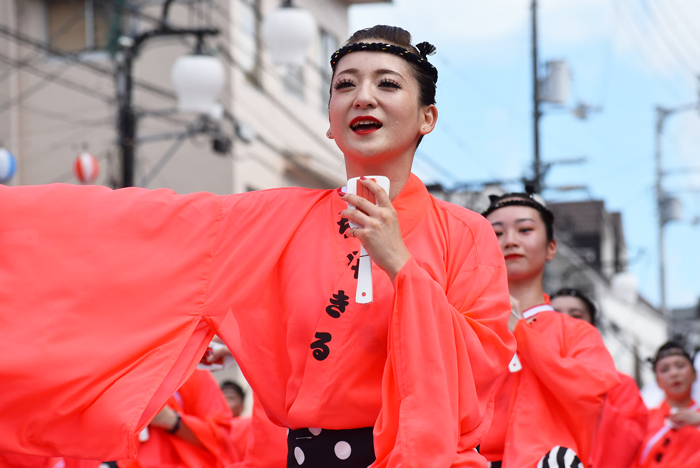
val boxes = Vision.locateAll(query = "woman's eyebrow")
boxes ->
[515,218,536,223]
[374,69,404,79]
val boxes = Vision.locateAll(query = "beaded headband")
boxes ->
[481,192,555,226]
[651,344,693,370]
[330,42,438,84]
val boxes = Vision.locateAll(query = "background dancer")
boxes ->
[551,288,648,468]
[0,25,514,468]
[479,192,619,468]
[631,342,700,468]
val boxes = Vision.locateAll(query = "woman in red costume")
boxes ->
[0,25,514,468]
[551,288,648,468]
[479,191,619,468]
[631,342,700,467]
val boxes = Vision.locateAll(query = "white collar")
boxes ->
[522,304,555,319]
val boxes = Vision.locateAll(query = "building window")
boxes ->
[238,0,261,85]
[319,29,338,111]
[46,0,113,53]
[283,65,304,100]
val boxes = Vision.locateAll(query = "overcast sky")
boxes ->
[350,0,700,309]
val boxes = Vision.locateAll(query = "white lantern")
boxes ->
[541,60,570,105]
[0,147,17,183]
[74,151,100,184]
[171,54,225,116]
[262,2,316,67]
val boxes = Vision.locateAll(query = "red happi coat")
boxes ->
[117,369,237,468]
[590,372,648,468]
[0,174,515,467]
[480,300,619,468]
[632,400,700,468]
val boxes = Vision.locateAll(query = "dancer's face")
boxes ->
[487,204,556,283]
[551,295,593,325]
[328,49,436,164]
[656,355,696,401]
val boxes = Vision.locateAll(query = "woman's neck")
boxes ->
[667,395,693,409]
[509,273,546,312]
[344,156,413,200]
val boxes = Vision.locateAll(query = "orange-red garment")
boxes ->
[590,372,648,468]
[631,400,700,468]
[227,397,287,468]
[228,416,252,464]
[480,299,619,468]
[118,369,237,468]
[0,454,101,468]
[0,174,515,467]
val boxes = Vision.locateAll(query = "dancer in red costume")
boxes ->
[480,191,619,468]
[551,288,648,468]
[0,25,514,468]
[631,342,700,468]
[117,369,238,468]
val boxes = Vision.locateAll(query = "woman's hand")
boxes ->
[669,408,700,427]
[340,177,411,283]
[150,405,179,430]
[508,296,523,332]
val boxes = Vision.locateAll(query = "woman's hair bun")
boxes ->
[415,42,437,59]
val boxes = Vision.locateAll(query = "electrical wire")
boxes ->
[637,0,700,73]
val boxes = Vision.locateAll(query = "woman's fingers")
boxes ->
[342,192,381,218]
[358,177,391,207]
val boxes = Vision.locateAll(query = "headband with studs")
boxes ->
[481,191,555,226]
[330,42,438,84]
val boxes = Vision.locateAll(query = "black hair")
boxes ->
[221,380,245,401]
[551,288,597,326]
[650,341,694,372]
[481,188,555,242]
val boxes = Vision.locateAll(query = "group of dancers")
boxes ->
[0,24,698,468]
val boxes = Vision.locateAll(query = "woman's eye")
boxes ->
[333,79,354,90]
[494,232,503,237]
[519,228,533,234]
[378,79,401,89]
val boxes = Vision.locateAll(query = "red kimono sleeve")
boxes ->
[373,209,515,468]
[591,372,648,468]
[171,370,238,468]
[0,184,225,459]
[513,316,620,462]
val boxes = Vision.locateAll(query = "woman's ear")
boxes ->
[419,105,438,135]
[545,238,557,262]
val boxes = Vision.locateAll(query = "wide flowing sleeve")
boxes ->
[170,370,239,468]
[373,210,515,468]
[513,315,620,461]
[0,184,226,460]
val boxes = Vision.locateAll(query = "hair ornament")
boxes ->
[415,42,436,59]
[330,42,438,84]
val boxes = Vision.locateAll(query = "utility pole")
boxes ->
[114,0,218,187]
[654,101,698,322]
[531,0,542,193]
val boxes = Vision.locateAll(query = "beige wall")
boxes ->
[0,0,388,194]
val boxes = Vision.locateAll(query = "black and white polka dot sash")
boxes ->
[287,427,375,467]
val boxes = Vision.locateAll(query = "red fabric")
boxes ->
[0,174,515,467]
[590,372,648,468]
[227,397,287,468]
[0,455,101,468]
[480,307,619,467]
[631,400,700,468]
[117,369,237,468]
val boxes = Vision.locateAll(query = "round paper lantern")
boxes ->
[171,54,225,116]
[262,3,316,67]
[74,152,100,184]
[0,147,17,183]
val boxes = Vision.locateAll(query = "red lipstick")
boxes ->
[350,116,382,135]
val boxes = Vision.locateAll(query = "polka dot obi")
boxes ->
[286,427,375,467]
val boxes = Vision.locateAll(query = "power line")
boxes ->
[638,0,700,73]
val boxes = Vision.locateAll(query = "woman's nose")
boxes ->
[354,81,377,108]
